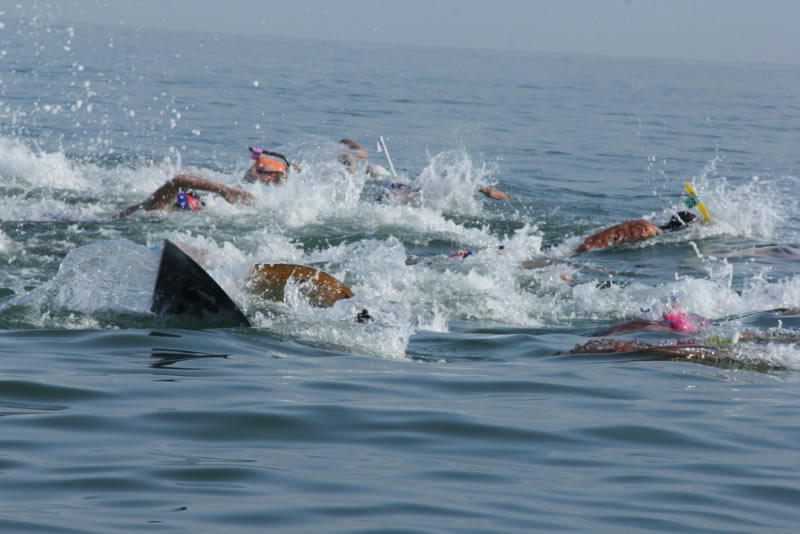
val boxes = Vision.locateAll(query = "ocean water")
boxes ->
[2,14,800,533]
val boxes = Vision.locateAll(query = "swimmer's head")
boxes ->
[254,156,287,184]
[659,211,697,232]
[256,157,287,173]
[339,138,367,159]
[663,310,698,333]
[337,153,357,167]
[245,148,291,184]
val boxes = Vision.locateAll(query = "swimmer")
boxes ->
[338,138,511,202]
[574,211,698,254]
[376,179,511,204]
[115,175,254,219]
[377,182,422,204]
[563,329,800,366]
[592,296,710,336]
[116,147,299,219]
[442,246,575,282]
[558,338,722,363]
[660,295,711,334]
[338,138,390,178]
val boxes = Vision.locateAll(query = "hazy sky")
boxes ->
[4,0,799,65]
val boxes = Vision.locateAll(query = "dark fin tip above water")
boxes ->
[151,240,251,328]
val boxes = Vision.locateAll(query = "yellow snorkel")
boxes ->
[684,182,711,222]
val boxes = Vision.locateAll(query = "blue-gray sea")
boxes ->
[2,14,800,534]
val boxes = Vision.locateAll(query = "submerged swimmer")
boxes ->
[445,212,698,283]
[561,300,720,362]
[594,296,711,336]
[574,211,698,254]
[115,148,298,218]
[338,138,512,203]
[662,297,711,334]
[375,179,511,204]
[593,297,800,344]
[557,338,726,364]
[563,327,800,366]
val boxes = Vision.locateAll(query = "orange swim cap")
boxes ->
[256,156,287,173]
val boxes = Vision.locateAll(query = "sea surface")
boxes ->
[2,12,800,534]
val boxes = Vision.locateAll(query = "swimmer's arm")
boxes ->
[478,186,511,200]
[170,175,254,204]
[115,175,253,219]
[115,178,184,218]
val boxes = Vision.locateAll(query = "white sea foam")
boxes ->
[0,135,89,190]
[3,239,157,320]
[0,229,13,254]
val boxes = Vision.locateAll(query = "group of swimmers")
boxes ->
[116,136,702,256]
[114,137,727,338]
[116,138,510,219]
[117,139,800,357]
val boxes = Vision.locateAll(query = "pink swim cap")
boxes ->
[663,312,698,333]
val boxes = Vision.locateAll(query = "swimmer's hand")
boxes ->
[221,186,254,205]
[479,186,511,200]
[115,203,143,219]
